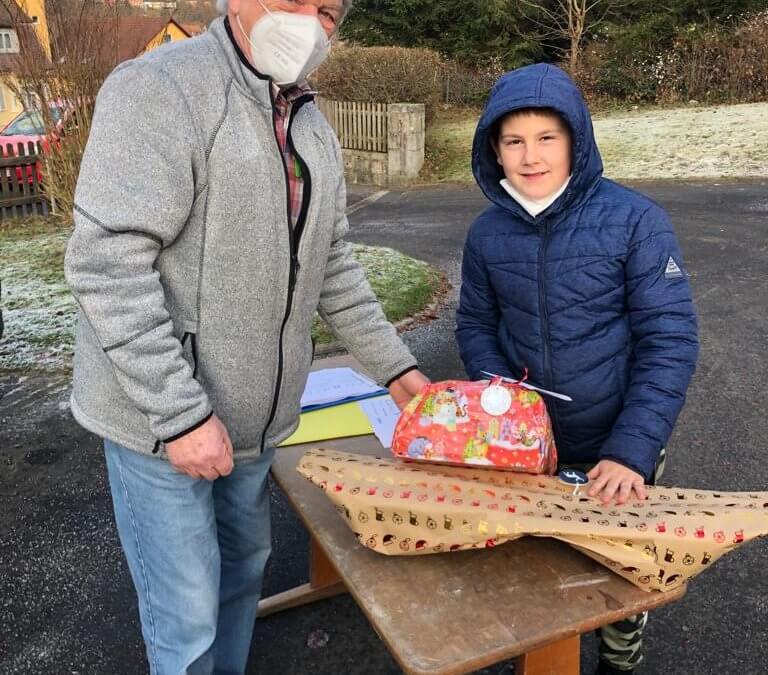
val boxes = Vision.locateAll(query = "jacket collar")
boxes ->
[207,16,273,109]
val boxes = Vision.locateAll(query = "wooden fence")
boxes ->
[317,99,388,153]
[0,142,50,219]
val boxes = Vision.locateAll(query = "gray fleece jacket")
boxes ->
[64,18,417,458]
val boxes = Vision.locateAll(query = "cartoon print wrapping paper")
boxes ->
[297,449,768,593]
[391,379,557,474]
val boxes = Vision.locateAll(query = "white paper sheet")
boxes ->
[359,396,401,449]
[300,367,384,408]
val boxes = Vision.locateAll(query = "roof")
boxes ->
[0,11,191,76]
[116,16,190,63]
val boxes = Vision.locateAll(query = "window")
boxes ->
[0,29,18,54]
[162,33,172,43]
[0,87,6,112]
[0,108,63,136]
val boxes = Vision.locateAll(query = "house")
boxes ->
[11,0,48,57]
[0,2,190,130]
[0,0,49,128]
[142,1,178,10]
[181,21,205,36]
[115,16,191,63]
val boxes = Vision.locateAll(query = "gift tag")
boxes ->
[480,384,512,416]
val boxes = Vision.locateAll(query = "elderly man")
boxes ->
[64,0,428,672]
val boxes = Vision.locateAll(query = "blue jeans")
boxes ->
[104,440,275,675]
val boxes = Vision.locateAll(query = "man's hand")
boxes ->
[165,414,234,481]
[587,459,647,505]
[388,369,430,410]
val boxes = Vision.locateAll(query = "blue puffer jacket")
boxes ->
[456,64,699,480]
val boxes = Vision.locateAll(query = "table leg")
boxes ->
[514,635,580,675]
[257,537,347,618]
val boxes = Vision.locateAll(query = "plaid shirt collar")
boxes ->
[273,82,315,108]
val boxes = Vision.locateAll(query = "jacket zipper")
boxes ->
[537,221,564,442]
[260,90,313,453]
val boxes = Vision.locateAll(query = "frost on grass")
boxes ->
[0,299,76,372]
[427,101,768,183]
[594,102,768,180]
[1,228,75,372]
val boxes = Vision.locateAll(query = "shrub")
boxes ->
[576,15,680,104]
[569,10,768,106]
[658,10,768,104]
[441,56,506,108]
[313,45,442,116]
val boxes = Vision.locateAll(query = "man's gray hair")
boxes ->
[215,0,353,22]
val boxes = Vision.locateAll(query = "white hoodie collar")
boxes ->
[500,176,571,217]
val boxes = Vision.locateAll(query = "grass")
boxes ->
[0,217,441,373]
[421,101,768,183]
[423,110,478,184]
[312,244,442,345]
[1,217,76,373]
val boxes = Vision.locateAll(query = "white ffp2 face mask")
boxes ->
[237,1,330,87]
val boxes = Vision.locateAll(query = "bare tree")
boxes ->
[0,0,128,221]
[518,0,618,70]
[173,0,218,26]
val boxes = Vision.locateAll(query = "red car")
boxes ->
[0,108,62,187]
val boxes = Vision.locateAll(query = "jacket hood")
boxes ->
[472,63,603,220]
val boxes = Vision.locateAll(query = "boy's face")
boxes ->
[494,111,572,201]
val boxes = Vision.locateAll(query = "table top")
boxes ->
[273,356,686,675]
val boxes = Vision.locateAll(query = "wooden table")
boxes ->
[258,357,685,675]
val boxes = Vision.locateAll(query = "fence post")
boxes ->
[386,103,426,185]
[46,139,57,215]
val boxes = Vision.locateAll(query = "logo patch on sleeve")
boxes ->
[664,256,684,279]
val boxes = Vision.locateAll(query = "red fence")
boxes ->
[0,141,50,219]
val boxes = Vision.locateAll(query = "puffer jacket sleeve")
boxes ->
[64,61,212,443]
[599,205,699,480]
[317,135,417,386]
[455,231,515,380]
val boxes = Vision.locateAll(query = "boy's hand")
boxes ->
[587,460,647,505]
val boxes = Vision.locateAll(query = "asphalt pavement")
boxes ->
[1,180,766,675]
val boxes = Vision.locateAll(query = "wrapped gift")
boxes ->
[297,448,768,593]
[391,378,557,474]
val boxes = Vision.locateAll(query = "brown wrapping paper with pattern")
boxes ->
[297,449,768,592]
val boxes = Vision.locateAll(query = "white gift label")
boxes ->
[480,385,512,416]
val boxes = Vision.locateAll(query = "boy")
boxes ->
[456,63,699,674]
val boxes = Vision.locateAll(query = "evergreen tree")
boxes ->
[341,0,543,66]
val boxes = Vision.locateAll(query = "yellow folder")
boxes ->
[279,400,374,446]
